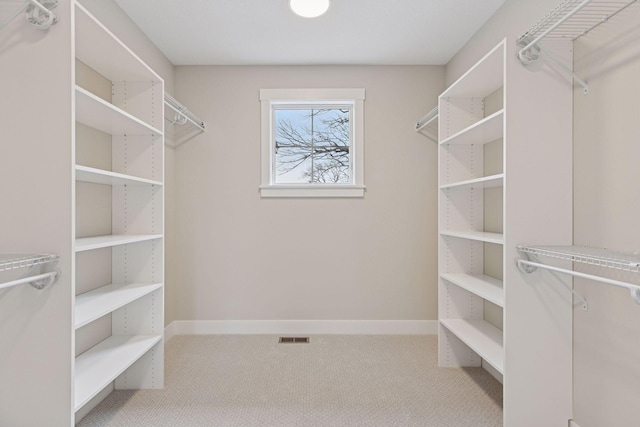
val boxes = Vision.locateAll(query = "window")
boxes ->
[260,88,365,197]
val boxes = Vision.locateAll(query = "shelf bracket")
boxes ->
[519,44,589,95]
[517,258,589,310]
[0,0,58,32]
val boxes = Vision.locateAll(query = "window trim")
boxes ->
[259,88,365,198]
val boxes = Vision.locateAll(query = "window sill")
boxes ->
[259,185,366,198]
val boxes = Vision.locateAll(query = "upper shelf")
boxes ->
[76,234,163,252]
[76,165,163,187]
[440,174,504,190]
[76,86,163,136]
[0,253,58,272]
[75,2,161,83]
[441,40,504,99]
[516,0,639,94]
[517,0,639,48]
[517,245,640,273]
[440,109,503,146]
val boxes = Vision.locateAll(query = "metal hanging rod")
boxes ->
[0,270,59,290]
[415,106,438,142]
[516,0,640,95]
[0,253,59,291]
[164,92,205,131]
[164,92,206,148]
[517,245,640,306]
[0,0,57,32]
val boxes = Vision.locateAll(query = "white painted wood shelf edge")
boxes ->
[75,86,163,136]
[439,109,504,146]
[74,334,162,411]
[75,234,163,252]
[440,230,504,245]
[440,174,504,190]
[75,165,163,187]
[75,283,163,329]
[441,273,504,307]
[440,319,504,374]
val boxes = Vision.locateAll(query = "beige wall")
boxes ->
[0,2,73,425]
[172,65,443,321]
[448,0,640,425]
[573,7,640,426]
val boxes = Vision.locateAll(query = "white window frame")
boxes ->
[259,88,365,198]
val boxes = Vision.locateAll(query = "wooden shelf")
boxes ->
[441,273,504,307]
[75,86,162,137]
[440,319,504,374]
[441,40,504,98]
[75,234,163,252]
[76,165,162,187]
[440,174,504,190]
[74,334,162,411]
[75,283,163,329]
[75,3,161,83]
[440,109,503,146]
[440,230,504,245]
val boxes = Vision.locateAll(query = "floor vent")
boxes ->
[279,337,310,344]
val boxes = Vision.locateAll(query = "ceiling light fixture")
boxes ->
[289,0,330,18]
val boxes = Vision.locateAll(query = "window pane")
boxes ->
[273,107,351,184]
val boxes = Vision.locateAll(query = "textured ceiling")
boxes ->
[114,0,506,65]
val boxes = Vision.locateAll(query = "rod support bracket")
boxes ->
[29,269,59,290]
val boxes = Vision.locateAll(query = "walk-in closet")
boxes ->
[2,0,639,426]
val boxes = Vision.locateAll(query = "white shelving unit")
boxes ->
[437,38,574,426]
[73,1,164,421]
[438,40,506,377]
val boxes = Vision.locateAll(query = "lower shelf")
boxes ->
[440,318,504,374]
[440,230,504,245]
[74,334,162,411]
[75,283,163,329]
[441,273,504,307]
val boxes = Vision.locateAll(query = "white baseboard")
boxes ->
[164,321,177,343]
[569,421,581,427]
[165,320,437,336]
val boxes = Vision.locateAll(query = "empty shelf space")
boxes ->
[440,174,504,190]
[441,273,504,307]
[440,318,503,374]
[440,109,503,146]
[441,41,504,98]
[75,234,163,252]
[75,282,163,329]
[75,86,162,136]
[75,3,161,83]
[74,334,162,411]
[75,165,162,187]
[440,231,504,245]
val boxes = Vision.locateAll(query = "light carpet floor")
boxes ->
[78,335,503,426]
